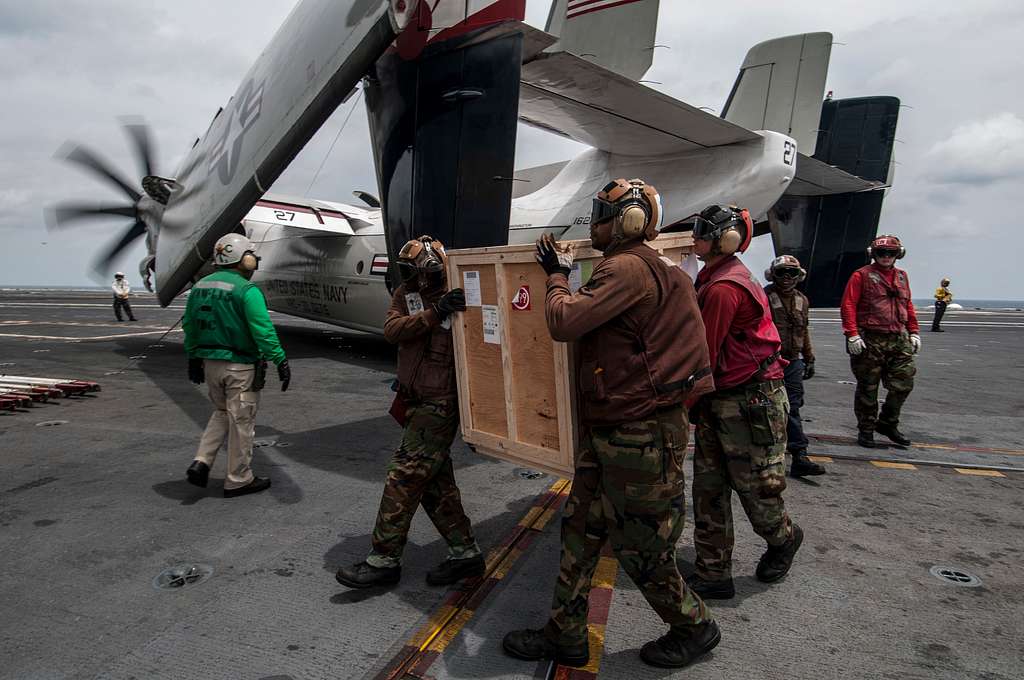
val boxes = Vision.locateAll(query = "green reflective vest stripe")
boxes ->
[182,269,286,365]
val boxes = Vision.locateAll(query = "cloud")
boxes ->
[925,112,1024,186]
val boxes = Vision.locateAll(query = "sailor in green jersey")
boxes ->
[182,232,291,498]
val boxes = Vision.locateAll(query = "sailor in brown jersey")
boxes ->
[502,179,720,670]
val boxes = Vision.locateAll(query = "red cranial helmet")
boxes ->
[867,234,905,259]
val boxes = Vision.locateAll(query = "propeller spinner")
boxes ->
[48,120,173,288]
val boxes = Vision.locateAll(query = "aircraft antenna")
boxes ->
[306,89,364,195]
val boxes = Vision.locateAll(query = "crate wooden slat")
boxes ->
[447,232,694,478]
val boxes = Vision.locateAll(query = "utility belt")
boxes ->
[713,377,784,399]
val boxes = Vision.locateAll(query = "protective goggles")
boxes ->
[774,267,802,279]
[691,208,737,241]
[590,198,619,225]
[874,249,900,258]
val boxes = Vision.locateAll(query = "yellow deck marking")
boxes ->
[580,624,608,674]
[871,461,917,470]
[592,556,618,589]
[426,607,476,653]
[954,468,1006,477]
[399,479,571,663]
[807,455,833,463]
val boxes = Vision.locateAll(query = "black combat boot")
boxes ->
[756,524,804,583]
[335,561,401,589]
[686,575,735,600]
[876,422,911,446]
[186,460,209,488]
[426,554,486,586]
[857,430,876,448]
[502,628,589,667]
[640,620,721,668]
[223,476,271,498]
[790,452,826,477]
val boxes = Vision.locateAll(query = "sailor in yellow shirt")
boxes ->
[932,278,952,332]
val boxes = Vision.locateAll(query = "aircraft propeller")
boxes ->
[48,120,170,279]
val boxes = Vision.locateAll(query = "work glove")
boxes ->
[847,335,866,356]
[910,334,921,354]
[802,360,815,380]
[277,359,291,392]
[535,234,575,277]
[435,288,467,320]
[188,358,205,385]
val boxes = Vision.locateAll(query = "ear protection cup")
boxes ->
[240,252,259,271]
[619,204,649,237]
[718,227,742,256]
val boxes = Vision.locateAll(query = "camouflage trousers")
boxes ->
[692,380,794,581]
[545,406,710,645]
[369,399,479,567]
[849,330,916,432]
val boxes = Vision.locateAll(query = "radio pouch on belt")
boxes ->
[744,392,777,446]
[253,359,268,392]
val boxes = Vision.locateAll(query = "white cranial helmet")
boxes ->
[213,233,255,266]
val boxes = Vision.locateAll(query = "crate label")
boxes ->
[463,270,482,306]
[482,305,500,344]
[511,285,531,311]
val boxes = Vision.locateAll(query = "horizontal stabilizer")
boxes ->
[512,160,570,198]
[786,153,884,196]
[519,52,758,156]
[248,194,381,235]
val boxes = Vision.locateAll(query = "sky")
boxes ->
[1,0,1022,298]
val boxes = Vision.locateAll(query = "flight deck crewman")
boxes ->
[764,255,826,477]
[112,272,137,322]
[687,205,803,602]
[503,179,720,670]
[840,234,919,448]
[933,278,952,332]
[335,236,485,590]
[183,232,291,498]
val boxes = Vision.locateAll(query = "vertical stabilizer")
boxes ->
[544,0,660,81]
[770,96,901,307]
[722,32,832,155]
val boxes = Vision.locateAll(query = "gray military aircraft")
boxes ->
[51,0,895,333]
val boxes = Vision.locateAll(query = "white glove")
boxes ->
[910,334,921,354]
[847,335,866,355]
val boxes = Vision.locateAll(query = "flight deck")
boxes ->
[1,289,1021,679]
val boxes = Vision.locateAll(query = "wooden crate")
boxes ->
[446,232,694,478]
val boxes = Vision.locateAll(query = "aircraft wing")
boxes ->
[518,51,759,156]
[786,153,885,196]
[155,0,406,305]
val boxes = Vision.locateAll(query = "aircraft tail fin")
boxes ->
[543,0,660,81]
[770,96,901,307]
[722,32,832,155]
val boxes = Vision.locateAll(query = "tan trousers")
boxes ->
[194,360,260,490]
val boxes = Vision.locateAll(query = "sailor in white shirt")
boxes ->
[112,272,137,322]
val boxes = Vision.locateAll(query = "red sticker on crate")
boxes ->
[512,285,531,311]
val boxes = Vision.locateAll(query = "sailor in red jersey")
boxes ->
[686,205,803,601]
[840,234,920,448]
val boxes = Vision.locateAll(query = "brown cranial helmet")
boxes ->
[765,254,807,283]
[592,178,662,241]
[398,235,447,282]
